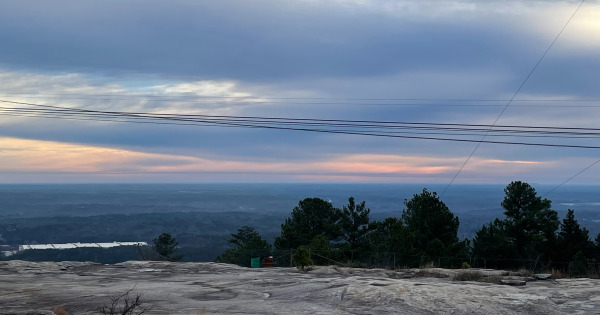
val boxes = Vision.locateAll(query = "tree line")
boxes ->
[217,181,600,276]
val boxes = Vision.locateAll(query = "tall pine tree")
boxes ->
[556,209,593,265]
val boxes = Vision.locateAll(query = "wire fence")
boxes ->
[259,249,600,274]
[271,249,478,269]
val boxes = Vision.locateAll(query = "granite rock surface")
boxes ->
[0,260,598,314]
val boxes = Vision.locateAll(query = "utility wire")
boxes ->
[4,108,600,139]
[6,100,600,135]
[1,100,600,149]
[4,100,600,132]
[543,159,600,196]
[5,113,600,148]
[441,0,586,197]
[5,111,600,141]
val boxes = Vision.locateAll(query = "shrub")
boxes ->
[453,270,483,282]
[100,288,150,315]
[309,235,331,265]
[293,246,312,271]
[569,251,587,278]
[461,262,471,269]
[518,268,533,277]
[551,268,564,279]
[420,261,435,269]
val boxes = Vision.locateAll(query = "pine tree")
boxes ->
[217,226,271,267]
[500,181,558,262]
[275,198,342,249]
[402,189,459,252]
[340,197,371,250]
[557,209,593,264]
[152,232,183,261]
[472,219,514,269]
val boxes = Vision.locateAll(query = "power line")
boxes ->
[6,100,600,135]
[2,99,600,149]
[6,115,600,148]
[4,99,600,132]
[6,111,600,142]
[4,108,600,139]
[3,100,600,140]
[441,0,586,197]
[543,159,600,196]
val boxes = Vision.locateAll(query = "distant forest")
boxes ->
[0,211,285,263]
[1,181,599,275]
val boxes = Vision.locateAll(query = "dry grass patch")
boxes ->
[51,306,69,315]
[453,271,503,284]
[453,270,484,282]
[508,268,533,277]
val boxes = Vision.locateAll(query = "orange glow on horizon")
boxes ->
[0,137,552,182]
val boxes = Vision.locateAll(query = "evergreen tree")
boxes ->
[339,197,371,250]
[425,238,447,259]
[366,217,418,267]
[275,198,342,249]
[217,226,271,267]
[368,218,412,252]
[402,189,460,254]
[152,232,183,261]
[309,235,332,265]
[229,225,262,247]
[595,233,600,259]
[568,251,588,277]
[473,181,559,269]
[472,219,515,269]
[556,209,593,264]
[501,181,558,263]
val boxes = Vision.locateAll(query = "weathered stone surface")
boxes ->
[0,260,598,314]
[534,274,553,280]
[501,279,527,286]
[502,276,535,282]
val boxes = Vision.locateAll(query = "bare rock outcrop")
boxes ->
[0,261,597,314]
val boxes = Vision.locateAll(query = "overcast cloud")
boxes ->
[0,0,598,187]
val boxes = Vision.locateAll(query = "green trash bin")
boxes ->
[251,257,261,268]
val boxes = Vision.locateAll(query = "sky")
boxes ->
[0,0,599,188]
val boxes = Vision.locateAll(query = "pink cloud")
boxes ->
[0,137,568,183]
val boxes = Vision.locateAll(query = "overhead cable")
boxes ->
[1,99,600,149]
[441,0,586,197]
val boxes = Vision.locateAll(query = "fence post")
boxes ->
[290,249,293,268]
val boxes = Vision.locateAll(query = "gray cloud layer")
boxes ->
[0,0,598,183]
[0,1,548,79]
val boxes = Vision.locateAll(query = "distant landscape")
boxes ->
[1,183,599,263]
